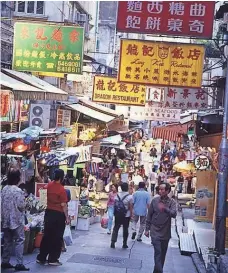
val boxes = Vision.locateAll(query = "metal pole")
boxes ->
[215,57,228,255]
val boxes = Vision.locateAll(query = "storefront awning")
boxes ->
[68,104,116,123]
[1,69,68,100]
[152,123,191,142]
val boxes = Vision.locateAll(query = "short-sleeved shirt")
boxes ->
[45,181,67,212]
[133,189,150,216]
[115,192,133,218]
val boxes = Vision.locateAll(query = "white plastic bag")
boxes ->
[63,225,73,246]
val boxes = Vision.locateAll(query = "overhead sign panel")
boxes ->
[92,76,146,106]
[117,1,215,38]
[118,39,204,88]
[13,22,84,74]
[130,105,181,122]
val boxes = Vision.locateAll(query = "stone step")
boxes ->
[179,233,197,256]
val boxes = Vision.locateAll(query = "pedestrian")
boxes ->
[161,139,165,153]
[152,155,160,172]
[132,169,143,191]
[177,173,184,193]
[36,169,70,266]
[150,145,157,158]
[158,167,167,185]
[1,170,29,271]
[111,183,133,249]
[107,184,118,235]
[149,167,158,196]
[145,183,177,273]
[132,182,150,242]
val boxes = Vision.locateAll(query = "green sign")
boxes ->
[13,22,84,74]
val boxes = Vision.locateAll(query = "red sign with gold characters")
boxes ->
[117,1,215,38]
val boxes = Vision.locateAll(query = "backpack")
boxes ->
[114,194,129,217]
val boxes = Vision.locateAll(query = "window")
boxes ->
[1,1,6,11]
[15,1,44,15]
[27,1,34,13]
[36,1,44,14]
[18,1,25,12]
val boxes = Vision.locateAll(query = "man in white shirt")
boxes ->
[133,170,143,190]
[148,168,158,196]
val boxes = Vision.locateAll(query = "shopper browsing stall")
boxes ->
[1,170,29,271]
[36,169,70,266]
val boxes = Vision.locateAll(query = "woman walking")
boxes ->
[107,184,118,234]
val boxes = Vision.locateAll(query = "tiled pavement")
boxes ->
[4,221,198,273]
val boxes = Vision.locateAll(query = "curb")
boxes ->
[191,253,207,273]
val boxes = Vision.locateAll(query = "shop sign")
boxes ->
[194,155,210,170]
[117,1,215,38]
[92,76,146,106]
[118,39,204,88]
[146,87,163,103]
[164,87,208,109]
[13,22,84,74]
[56,109,71,128]
[130,106,181,122]
[66,146,92,163]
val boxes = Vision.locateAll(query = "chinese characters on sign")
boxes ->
[118,40,204,88]
[13,23,84,74]
[56,109,71,128]
[147,87,163,102]
[130,106,181,122]
[92,76,146,106]
[164,87,208,109]
[194,155,210,170]
[117,1,215,38]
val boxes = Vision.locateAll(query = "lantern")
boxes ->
[13,139,28,153]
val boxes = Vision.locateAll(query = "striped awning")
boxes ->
[152,123,191,142]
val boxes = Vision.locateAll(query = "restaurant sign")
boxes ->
[118,39,204,88]
[117,1,215,38]
[194,155,210,170]
[92,76,146,106]
[130,106,181,122]
[13,22,84,74]
[164,87,208,109]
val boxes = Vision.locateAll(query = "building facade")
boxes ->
[1,1,14,69]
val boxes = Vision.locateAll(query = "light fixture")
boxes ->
[13,139,28,153]
[40,158,46,165]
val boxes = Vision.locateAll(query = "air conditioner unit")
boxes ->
[29,104,50,130]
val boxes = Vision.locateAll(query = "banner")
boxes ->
[13,22,84,74]
[130,106,181,122]
[118,40,204,88]
[117,1,215,38]
[92,76,146,106]
[164,87,208,109]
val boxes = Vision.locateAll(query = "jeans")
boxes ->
[152,238,169,273]
[37,209,65,263]
[107,206,114,231]
[2,225,25,265]
[111,216,130,245]
[132,215,146,239]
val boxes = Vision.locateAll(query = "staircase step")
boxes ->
[179,233,197,255]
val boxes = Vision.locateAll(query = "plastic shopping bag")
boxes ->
[63,225,73,246]
[100,217,108,229]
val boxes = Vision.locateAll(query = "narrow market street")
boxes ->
[7,221,197,273]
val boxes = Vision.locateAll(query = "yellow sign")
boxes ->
[93,76,146,106]
[118,40,205,88]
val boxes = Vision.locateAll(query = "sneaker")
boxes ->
[107,230,111,235]
[1,262,15,269]
[131,232,136,240]
[137,238,142,242]
[36,259,47,265]
[14,264,30,271]
[110,242,115,249]
[48,261,62,266]
[122,244,128,249]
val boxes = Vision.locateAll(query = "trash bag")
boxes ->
[100,217,108,229]
[63,225,73,246]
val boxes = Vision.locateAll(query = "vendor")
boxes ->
[79,183,89,206]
